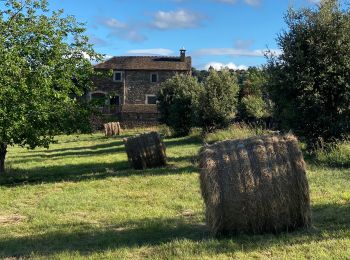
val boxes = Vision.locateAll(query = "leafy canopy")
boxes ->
[267,0,350,147]
[199,68,240,132]
[0,0,101,149]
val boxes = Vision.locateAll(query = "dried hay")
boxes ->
[124,132,167,170]
[0,214,26,225]
[104,122,121,137]
[199,134,311,236]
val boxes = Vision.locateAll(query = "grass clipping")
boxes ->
[199,134,311,236]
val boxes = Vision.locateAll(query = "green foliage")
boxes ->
[199,68,239,132]
[241,95,269,119]
[238,67,271,121]
[0,0,101,172]
[157,74,202,136]
[315,138,350,167]
[267,0,350,148]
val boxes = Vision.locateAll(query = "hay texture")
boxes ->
[104,122,121,137]
[199,134,311,236]
[124,132,167,170]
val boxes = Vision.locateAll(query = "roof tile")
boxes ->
[94,56,192,71]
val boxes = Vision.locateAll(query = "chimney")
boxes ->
[180,47,186,62]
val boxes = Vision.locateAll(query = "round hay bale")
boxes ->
[199,134,311,236]
[104,122,121,137]
[124,131,167,170]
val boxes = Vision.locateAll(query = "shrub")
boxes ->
[241,95,269,120]
[199,69,239,132]
[238,67,271,122]
[157,74,202,136]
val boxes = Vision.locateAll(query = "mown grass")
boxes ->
[0,126,350,259]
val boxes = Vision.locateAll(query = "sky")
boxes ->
[47,0,320,70]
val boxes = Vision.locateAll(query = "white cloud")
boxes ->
[99,18,146,42]
[204,62,248,70]
[104,18,127,29]
[193,48,282,57]
[152,9,204,29]
[212,0,261,6]
[244,0,260,6]
[127,48,174,56]
[89,35,108,47]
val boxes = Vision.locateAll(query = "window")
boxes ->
[113,71,123,82]
[91,92,106,103]
[150,73,158,83]
[110,95,120,106]
[146,95,157,105]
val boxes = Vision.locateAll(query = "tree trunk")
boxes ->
[0,143,7,175]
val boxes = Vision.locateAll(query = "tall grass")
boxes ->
[315,139,350,167]
[204,123,271,144]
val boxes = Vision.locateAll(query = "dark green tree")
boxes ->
[267,0,350,148]
[199,68,239,132]
[0,0,101,174]
[157,74,202,136]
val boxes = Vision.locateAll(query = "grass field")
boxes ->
[0,127,350,259]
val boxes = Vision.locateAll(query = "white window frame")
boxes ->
[145,94,157,105]
[113,71,123,82]
[150,72,158,83]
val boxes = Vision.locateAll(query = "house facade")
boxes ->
[91,49,192,126]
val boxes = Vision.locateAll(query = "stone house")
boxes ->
[91,49,192,126]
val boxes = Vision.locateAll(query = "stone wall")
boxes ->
[93,70,188,105]
[92,69,189,128]
[125,70,180,104]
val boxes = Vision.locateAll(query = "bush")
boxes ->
[241,95,269,120]
[238,67,271,122]
[199,69,239,132]
[157,74,202,136]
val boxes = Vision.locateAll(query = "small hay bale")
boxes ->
[124,132,167,170]
[199,134,311,236]
[104,122,121,137]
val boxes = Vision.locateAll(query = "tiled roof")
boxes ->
[94,56,192,71]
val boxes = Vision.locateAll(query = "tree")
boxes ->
[239,67,271,121]
[267,0,350,148]
[0,0,101,174]
[157,74,202,136]
[199,68,239,132]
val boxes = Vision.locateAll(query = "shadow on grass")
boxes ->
[164,135,203,148]
[1,203,350,258]
[0,217,207,258]
[2,133,200,186]
[0,161,197,187]
[9,140,125,163]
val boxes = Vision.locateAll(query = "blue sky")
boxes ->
[48,0,320,69]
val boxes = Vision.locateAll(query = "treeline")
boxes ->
[157,67,271,136]
[158,0,350,150]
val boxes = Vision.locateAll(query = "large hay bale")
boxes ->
[199,134,311,236]
[104,122,121,137]
[124,132,167,170]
